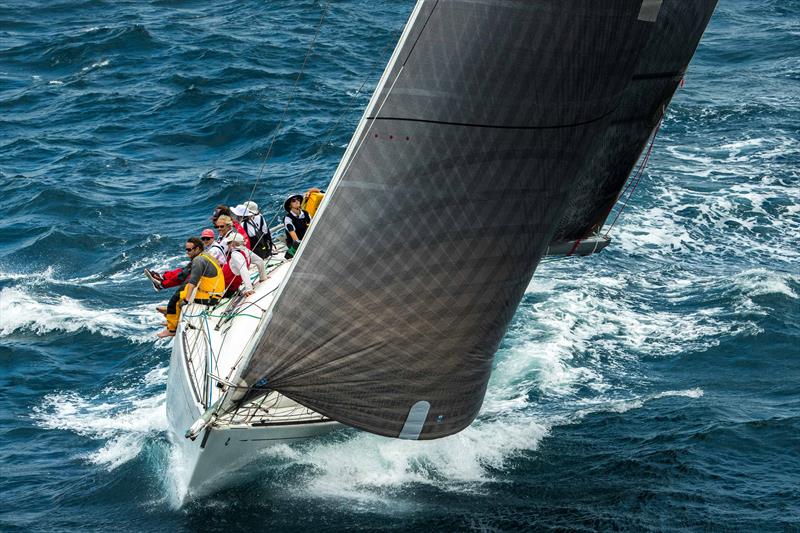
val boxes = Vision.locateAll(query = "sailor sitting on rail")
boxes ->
[156,237,224,339]
[199,228,216,250]
[222,232,267,298]
[212,205,251,249]
[145,228,215,291]
[209,214,240,266]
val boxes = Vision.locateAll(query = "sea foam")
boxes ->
[32,371,169,471]
[0,286,157,343]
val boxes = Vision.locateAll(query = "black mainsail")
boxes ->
[221,0,718,439]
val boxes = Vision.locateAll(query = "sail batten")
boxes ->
[226,0,718,440]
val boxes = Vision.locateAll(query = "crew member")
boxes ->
[232,201,273,259]
[144,228,215,291]
[212,205,250,249]
[209,215,237,266]
[222,232,267,298]
[157,237,224,338]
[283,193,312,258]
[199,228,215,250]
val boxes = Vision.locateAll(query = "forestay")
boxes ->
[224,0,715,439]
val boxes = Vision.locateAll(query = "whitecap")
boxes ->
[291,416,548,502]
[0,286,159,343]
[730,268,799,302]
[32,376,168,471]
[571,388,704,418]
[81,58,110,72]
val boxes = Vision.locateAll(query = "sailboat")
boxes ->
[166,0,719,500]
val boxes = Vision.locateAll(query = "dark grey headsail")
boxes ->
[225,0,717,439]
[550,0,719,243]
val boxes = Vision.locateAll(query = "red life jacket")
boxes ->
[222,249,250,293]
[161,265,189,289]
[233,221,252,249]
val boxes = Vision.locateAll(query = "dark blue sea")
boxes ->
[1,1,798,531]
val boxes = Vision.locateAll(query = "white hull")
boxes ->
[166,330,340,501]
[164,248,341,501]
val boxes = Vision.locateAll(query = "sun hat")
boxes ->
[231,204,248,217]
[283,194,303,212]
[200,229,215,239]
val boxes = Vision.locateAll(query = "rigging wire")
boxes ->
[295,33,401,186]
[603,111,665,237]
[246,0,332,205]
[257,27,403,232]
[218,11,430,421]
[233,3,439,393]
[192,3,335,307]
[183,6,410,422]
[336,1,442,182]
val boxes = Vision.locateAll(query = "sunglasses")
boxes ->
[215,225,228,229]
[201,237,213,241]
[185,247,196,252]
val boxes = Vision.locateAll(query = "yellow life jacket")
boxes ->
[179,253,224,301]
[302,191,324,218]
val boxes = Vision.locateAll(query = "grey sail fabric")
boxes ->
[551,0,719,242]
[231,0,704,439]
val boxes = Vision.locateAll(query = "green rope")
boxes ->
[183,310,262,318]
[183,311,262,320]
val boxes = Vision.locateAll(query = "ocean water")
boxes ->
[1,0,798,531]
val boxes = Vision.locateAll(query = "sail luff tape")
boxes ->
[399,400,431,440]
[638,0,662,22]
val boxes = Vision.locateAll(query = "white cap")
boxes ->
[242,200,259,215]
[225,232,245,245]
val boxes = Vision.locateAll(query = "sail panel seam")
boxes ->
[366,108,618,131]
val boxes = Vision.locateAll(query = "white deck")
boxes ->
[165,242,341,501]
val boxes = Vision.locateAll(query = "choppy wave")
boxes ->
[615,138,800,265]
[245,386,707,505]
[31,367,168,471]
[572,388,705,418]
[2,0,798,528]
[0,286,157,342]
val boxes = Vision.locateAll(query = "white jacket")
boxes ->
[228,248,267,291]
